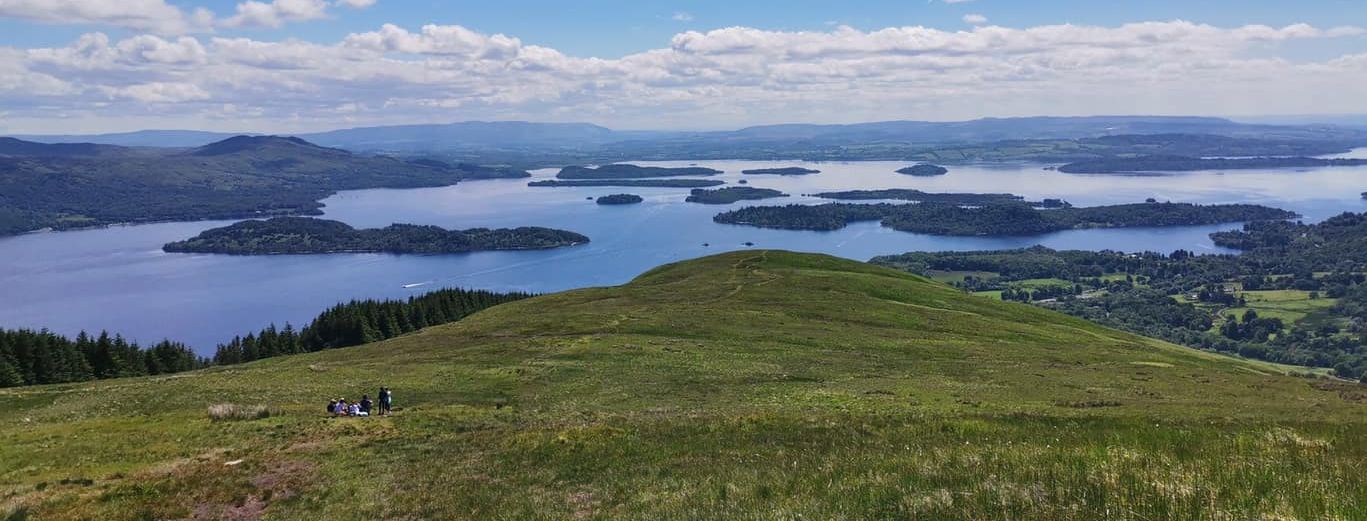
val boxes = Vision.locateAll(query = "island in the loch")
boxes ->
[1361,191,1366,200]
[741,167,821,176]
[596,194,644,205]
[714,201,1295,236]
[685,186,789,204]
[163,217,589,255]
[1058,155,1367,174]
[558,164,724,179]
[896,163,949,176]
[813,189,1070,208]
[529,179,725,188]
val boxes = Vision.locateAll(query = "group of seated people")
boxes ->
[328,395,373,417]
[327,386,393,417]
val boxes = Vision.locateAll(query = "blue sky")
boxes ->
[1,0,1365,133]
[6,0,1365,57]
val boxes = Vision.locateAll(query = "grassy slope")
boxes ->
[2,251,1364,520]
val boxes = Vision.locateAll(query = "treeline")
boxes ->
[213,287,532,365]
[1,287,533,387]
[163,217,589,255]
[715,201,1294,236]
[0,329,205,387]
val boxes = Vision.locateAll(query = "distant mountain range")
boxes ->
[13,116,1367,152]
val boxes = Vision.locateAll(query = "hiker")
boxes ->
[336,398,349,416]
[378,387,392,415]
[327,399,338,415]
[359,395,373,416]
[348,400,361,416]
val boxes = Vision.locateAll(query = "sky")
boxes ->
[1,0,1366,134]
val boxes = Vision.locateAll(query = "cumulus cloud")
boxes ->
[2,20,1366,132]
[0,0,377,32]
[223,0,330,28]
[0,0,211,33]
[107,81,211,102]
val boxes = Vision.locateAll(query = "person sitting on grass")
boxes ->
[348,400,361,416]
[327,399,338,415]
[336,398,349,416]
[359,395,372,416]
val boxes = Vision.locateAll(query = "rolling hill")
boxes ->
[0,136,528,236]
[1,251,1361,519]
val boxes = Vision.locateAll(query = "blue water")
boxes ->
[3,159,1366,354]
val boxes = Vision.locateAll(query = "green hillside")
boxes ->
[2,251,1363,520]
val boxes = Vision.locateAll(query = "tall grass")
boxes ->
[206,403,274,422]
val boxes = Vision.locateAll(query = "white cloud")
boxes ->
[0,0,376,33]
[963,14,987,25]
[0,0,208,33]
[672,12,693,22]
[2,20,1367,132]
[107,81,211,102]
[223,0,329,28]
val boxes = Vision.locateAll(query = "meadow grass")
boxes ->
[1225,289,1340,326]
[924,270,999,284]
[1,251,1362,520]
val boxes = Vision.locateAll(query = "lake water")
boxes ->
[3,159,1366,354]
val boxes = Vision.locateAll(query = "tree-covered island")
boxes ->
[714,201,1295,235]
[896,163,949,176]
[596,194,644,205]
[740,167,820,175]
[163,217,588,255]
[812,189,1070,208]
[529,179,725,188]
[557,164,724,179]
[685,187,789,204]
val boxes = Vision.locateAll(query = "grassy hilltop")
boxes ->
[2,251,1364,520]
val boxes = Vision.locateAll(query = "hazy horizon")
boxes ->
[2,1,1367,134]
[9,113,1367,139]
